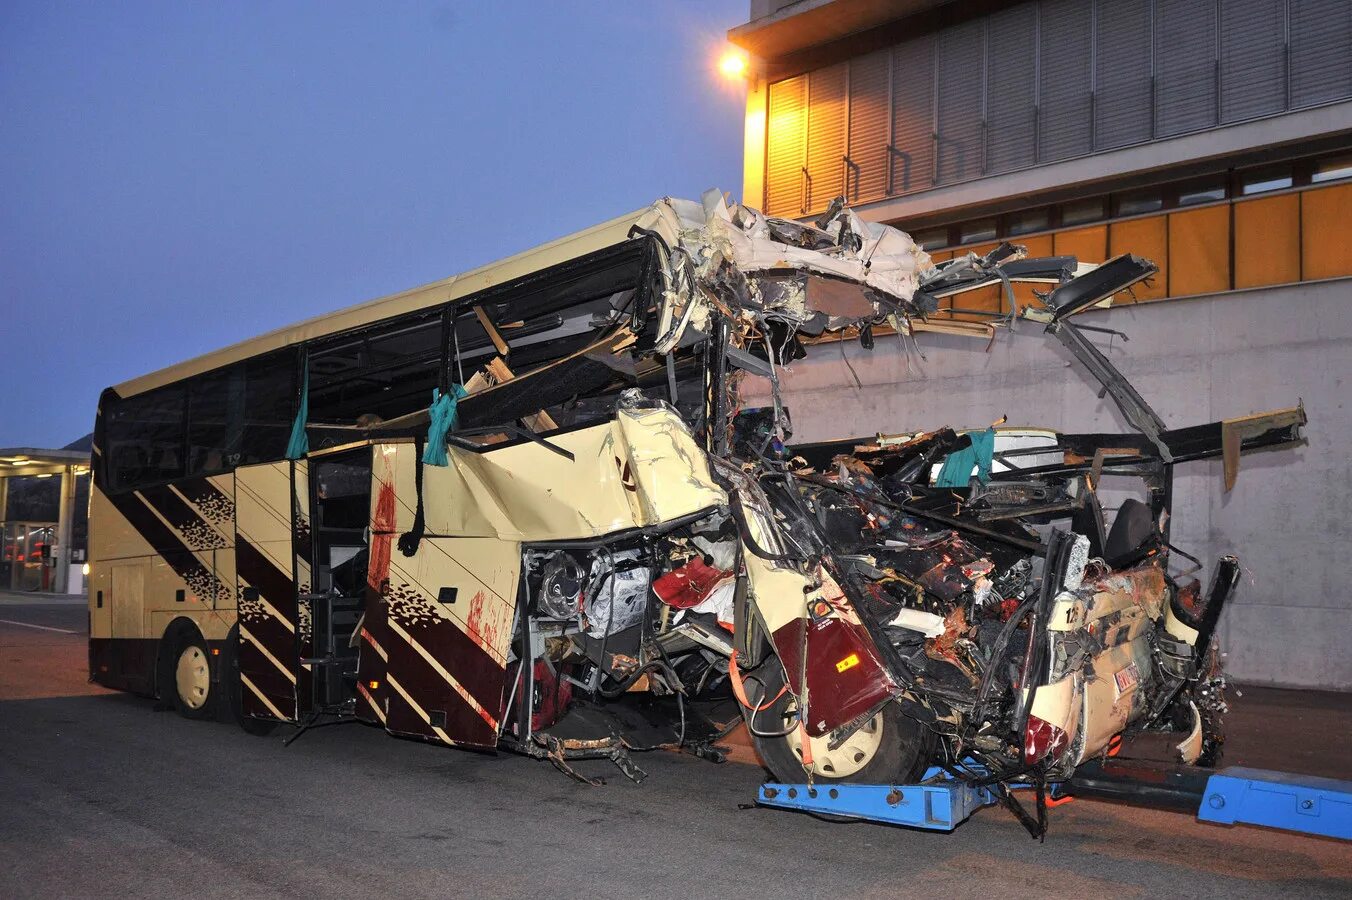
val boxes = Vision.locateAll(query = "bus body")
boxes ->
[89,193,1304,821]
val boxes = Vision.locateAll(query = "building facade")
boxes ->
[730,0,1352,690]
[0,449,90,595]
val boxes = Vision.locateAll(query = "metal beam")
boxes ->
[0,465,79,478]
[54,465,76,594]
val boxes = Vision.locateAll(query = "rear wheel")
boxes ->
[746,656,931,784]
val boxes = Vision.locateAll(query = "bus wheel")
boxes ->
[745,656,931,784]
[223,625,278,736]
[167,629,216,720]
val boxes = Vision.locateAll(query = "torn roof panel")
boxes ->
[114,193,933,398]
[115,188,1151,402]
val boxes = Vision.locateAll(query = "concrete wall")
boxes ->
[740,279,1352,690]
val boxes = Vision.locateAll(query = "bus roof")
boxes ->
[113,202,671,398]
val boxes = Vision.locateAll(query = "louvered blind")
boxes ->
[1290,0,1352,108]
[890,35,935,194]
[1156,0,1219,136]
[847,51,891,203]
[1220,0,1287,122]
[986,2,1038,174]
[1094,0,1153,149]
[936,19,986,185]
[1038,0,1093,163]
[805,63,848,214]
[765,74,806,216]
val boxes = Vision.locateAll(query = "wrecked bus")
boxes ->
[89,193,1304,829]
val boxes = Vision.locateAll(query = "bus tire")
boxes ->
[163,625,217,721]
[745,655,931,785]
[223,624,278,736]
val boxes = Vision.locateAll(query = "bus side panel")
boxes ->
[363,444,520,748]
[88,474,238,694]
[376,537,520,747]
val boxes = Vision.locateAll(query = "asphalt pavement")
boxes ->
[2,595,1350,899]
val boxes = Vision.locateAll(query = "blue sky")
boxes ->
[0,1,747,446]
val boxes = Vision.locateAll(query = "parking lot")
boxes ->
[2,594,1349,899]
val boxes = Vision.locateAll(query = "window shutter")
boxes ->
[1290,0,1352,108]
[986,2,1037,174]
[935,18,986,185]
[1094,0,1153,150]
[765,75,806,216]
[1155,0,1219,137]
[805,63,848,215]
[890,35,935,194]
[847,51,890,203]
[1219,0,1287,122]
[1038,0,1093,163]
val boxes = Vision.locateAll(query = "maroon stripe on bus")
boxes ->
[394,606,507,729]
[384,628,498,747]
[105,491,222,597]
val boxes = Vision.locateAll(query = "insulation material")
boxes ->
[584,552,650,639]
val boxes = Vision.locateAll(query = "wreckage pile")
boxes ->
[421,190,1299,816]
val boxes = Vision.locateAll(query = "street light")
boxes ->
[718,49,749,81]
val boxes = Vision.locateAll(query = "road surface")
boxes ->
[2,595,1349,899]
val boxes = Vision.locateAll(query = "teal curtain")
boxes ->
[934,427,996,487]
[422,384,468,467]
[284,364,309,460]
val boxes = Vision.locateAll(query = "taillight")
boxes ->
[1024,715,1069,764]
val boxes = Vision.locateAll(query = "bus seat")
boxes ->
[1104,498,1156,569]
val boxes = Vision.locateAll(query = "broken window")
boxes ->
[186,351,295,474]
[308,313,444,429]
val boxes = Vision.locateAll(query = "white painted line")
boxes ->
[0,618,78,635]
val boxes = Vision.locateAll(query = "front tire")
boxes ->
[166,629,216,720]
[745,656,931,784]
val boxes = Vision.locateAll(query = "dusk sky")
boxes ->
[0,1,746,447]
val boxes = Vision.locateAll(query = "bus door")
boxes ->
[306,447,373,708]
[234,459,312,722]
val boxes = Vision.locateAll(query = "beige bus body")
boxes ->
[88,192,1303,827]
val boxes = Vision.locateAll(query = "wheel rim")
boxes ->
[784,704,885,778]
[175,645,210,710]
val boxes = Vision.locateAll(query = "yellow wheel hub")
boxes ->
[175,645,210,710]
[784,706,885,778]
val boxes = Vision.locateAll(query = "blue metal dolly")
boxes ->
[758,761,1352,840]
